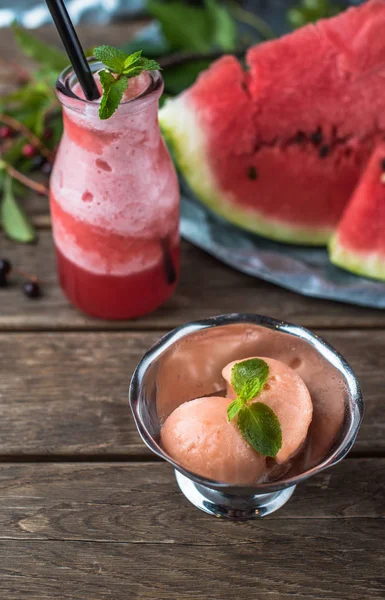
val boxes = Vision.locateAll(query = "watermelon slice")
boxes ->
[329,142,385,281]
[160,0,385,245]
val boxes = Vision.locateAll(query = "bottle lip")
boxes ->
[56,58,163,117]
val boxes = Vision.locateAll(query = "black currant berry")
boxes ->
[0,258,11,276]
[23,280,41,298]
[30,155,45,171]
[41,161,53,176]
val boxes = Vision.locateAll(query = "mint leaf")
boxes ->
[227,398,244,422]
[123,66,146,79]
[123,50,143,70]
[12,23,68,72]
[124,57,160,78]
[137,57,162,71]
[1,174,36,243]
[94,45,127,73]
[94,46,161,78]
[238,403,282,457]
[98,71,128,120]
[231,358,269,402]
[95,48,160,119]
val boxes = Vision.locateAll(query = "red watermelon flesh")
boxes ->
[329,142,385,280]
[160,0,385,244]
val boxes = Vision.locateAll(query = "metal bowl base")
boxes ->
[175,470,296,520]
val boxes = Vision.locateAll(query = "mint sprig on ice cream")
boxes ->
[93,46,160,120]
[227,358,282,458]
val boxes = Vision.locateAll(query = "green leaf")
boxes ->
[12,23,68,72]
[98,71,128,120]
[2,138,25,165]
[137,57,161,71]
[205,0,237,51]
[122,66,144,79]
[96,49,161,119]
[148,0,237,53]
[148,0,213,53]
[49,114,64,147]
[227,398,244,422]
[94,45,127,73]
[35,66,61,90]
[123,50,143,70]
[231,358,269,402]
[238,403,282,457]
[287,0,343,28]
[1,174,36,243]
[123,57,160,78]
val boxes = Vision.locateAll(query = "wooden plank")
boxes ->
[1,24,385,330]
[0,331,158,457]
[0,461,383,599]
[0,520,383,599]
[1,231,385,330]
[0,461,383,543]
[0,330,382,457]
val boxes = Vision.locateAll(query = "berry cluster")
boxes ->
[0,125,52,176]
[0,258,41,298]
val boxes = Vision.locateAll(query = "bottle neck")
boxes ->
[56,59,163,133]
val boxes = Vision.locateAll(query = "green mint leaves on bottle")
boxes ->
[93,46,160,120]
[227,358,282,458]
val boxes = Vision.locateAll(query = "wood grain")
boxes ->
[0,24,384,600]
[1,23,385,331]
[0,461,383,599]
[1,232,385,331]
[0,521,384,599]
[0,330,382,457]
[0,461,383,543]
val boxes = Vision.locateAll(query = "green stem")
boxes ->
[226,1,275,40]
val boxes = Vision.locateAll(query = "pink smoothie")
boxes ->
[51,70,179,319]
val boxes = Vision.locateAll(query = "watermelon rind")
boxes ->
[160,97,333,246]
[329,235,385,281]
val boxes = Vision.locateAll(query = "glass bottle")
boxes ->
[50,61,179,319]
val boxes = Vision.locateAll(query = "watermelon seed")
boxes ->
[294,131,306,144]
[311,127,323,146]
[380,158,385,171]
[319,145,330,158]
[247,166,258,180]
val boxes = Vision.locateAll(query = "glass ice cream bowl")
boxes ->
[129,314,363,520]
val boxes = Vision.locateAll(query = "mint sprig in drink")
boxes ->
[50,48,179,319]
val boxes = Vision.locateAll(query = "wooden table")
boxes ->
[0,26,384,600]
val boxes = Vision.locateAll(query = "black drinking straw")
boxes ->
[45,0,100,101]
